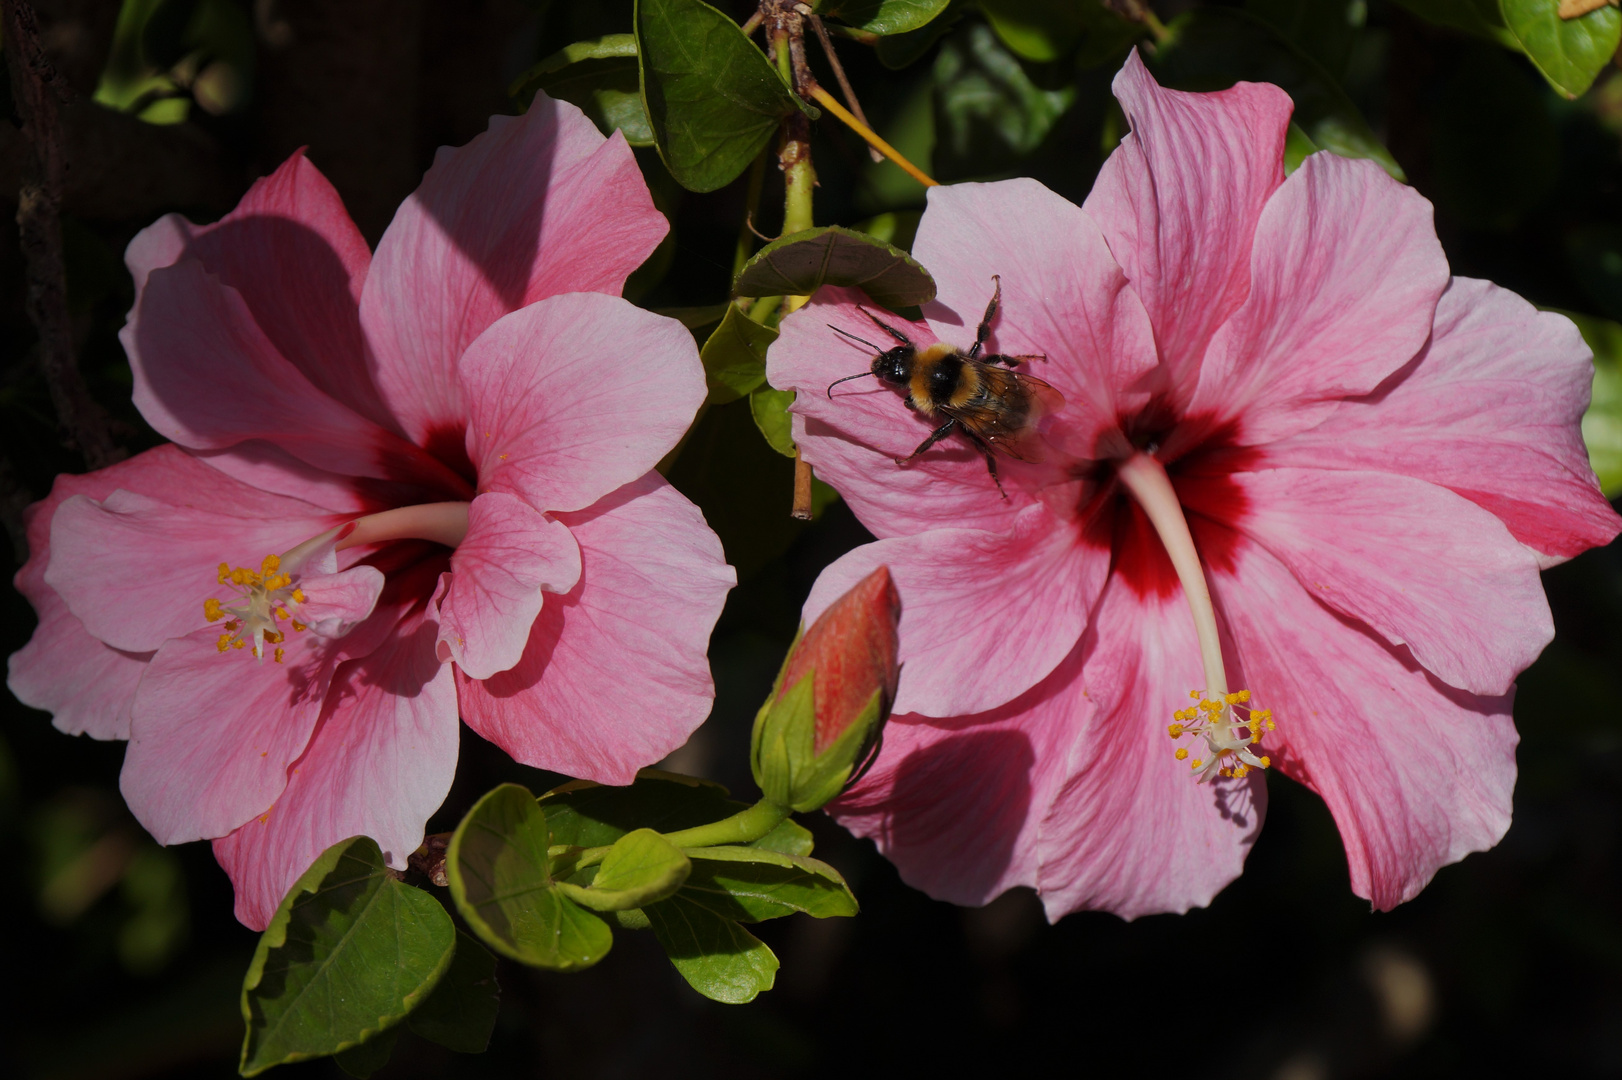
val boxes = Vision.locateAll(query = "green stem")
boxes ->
[1142,8,1169,43]
[566,798,793,871]
[732,151,769,282]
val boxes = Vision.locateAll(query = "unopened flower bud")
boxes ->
[751,566,901,812]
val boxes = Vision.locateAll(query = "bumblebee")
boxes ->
[826,276,1065,497]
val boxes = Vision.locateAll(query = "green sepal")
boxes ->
[636,0,810,193]
[733,225,936,309]
[749,817,816,857]
[557,828,692,911]
[238,836,455,1077]
[643,894,780,1003]
[752,658,887,812]
[749,386,798,458]
[407,931,501,1055]
[510,34,654,145]
[679,846,859,922]
[446,784,612,972]
[702,304,778,405]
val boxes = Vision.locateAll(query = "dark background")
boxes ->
[4,1,1622,1077]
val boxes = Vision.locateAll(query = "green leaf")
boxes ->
[644,894,780,1003]
[852,209,923,251]
[876,0,973,66]
[1284,121,1320,175]
[751,386,799,458]
[1387,0,1521,49]
[748,818,817,857]
[979,0,1107,61]
[636,0,806,192]
[333,1029,397,1079]
[408,932,500,1054]
[933,23,1077,179]
[1559,310,1622,497]
[679,846,859,922]
[559,829,692,911]
[733,225,936,307]
[1153,6,1405,181]
[1499,0,1621,99]
[239,837,456,1077]
[511,34,654,145]
[820,0,953,34]
[446,784,613,972]
[702,305,778,404]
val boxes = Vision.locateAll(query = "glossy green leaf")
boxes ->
[679,846,859,923]
[511,34,654,145]
[1387,0,1520,48]
[702,305,778,404]
[333,1029,397,1079]
[876,0,972,66]
[1154,6,1404,180]
[933,24,1077,179]
[407,932,500,1054]
[750,386,799,458]
[980,0,1092,61]
[748,818,817,857]
[239,837,455,1077]
[560,829,692,911]
[644,894,780,1003]
[636,0,805,192]
[733,226,936,308]
[820,0,952,34]
[1560,310,1622,496]
[1499,0,1621,99]
[447,784,612,971]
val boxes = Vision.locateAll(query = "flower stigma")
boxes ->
[204,554,306,662]
[1114,452,1275,784]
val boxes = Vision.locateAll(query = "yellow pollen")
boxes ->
[205,552,311,661]
[290,620,307,632]
[1166,687,1275,785]
[204,598,224,622]
[274,648,285,664]
[1175,748,1188,761]
[1191,759,1204,770]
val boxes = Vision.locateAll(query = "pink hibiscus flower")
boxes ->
[767,53,1621,919]
[8,94,735,929]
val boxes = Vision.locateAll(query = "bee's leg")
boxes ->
[1002,352,1046,367]
[974,442,1009,499]
[894,418,959,465]
[970,275,1002,360]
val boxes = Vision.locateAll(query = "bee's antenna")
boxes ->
[826,371,876,398]
[829,324,884,352]
[857,305,913,345]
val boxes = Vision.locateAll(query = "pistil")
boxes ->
[1115,452,1271,783]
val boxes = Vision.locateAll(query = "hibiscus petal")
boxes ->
[800,505,1107,718]
[772,288,1034,537]
[362,96,666,445]
[1209,534,1516,911]
[1083,50,1292,403]
[461,293,705,513]
[457,473,733,784]
[912,178,1159,459]
[124,259,468,493]
[212,603,458,931]
[1259,277,1622,564]
[435,491,581,680]
[1184,467,1550,697]
[46,484,344,653]
[1035,576,1263,920]
[124,150,392,429]
[1188,152,1450,444]
[6,448,208,738]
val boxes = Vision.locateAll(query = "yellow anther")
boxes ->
[1259,756,1271,768]
[261,554,281,576]
[217,562,230,584]
[292,589,306,603]
[290,620,307,632]
[216,633,232,652]
[1175,748,1188,761]
[232,639,246,650]
[274,647,285,664]
[1191,758,1204,770]
[1168,723,1184,738]
[204,598,224,622]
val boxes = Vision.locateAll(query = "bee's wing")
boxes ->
[946,368,1067,463]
